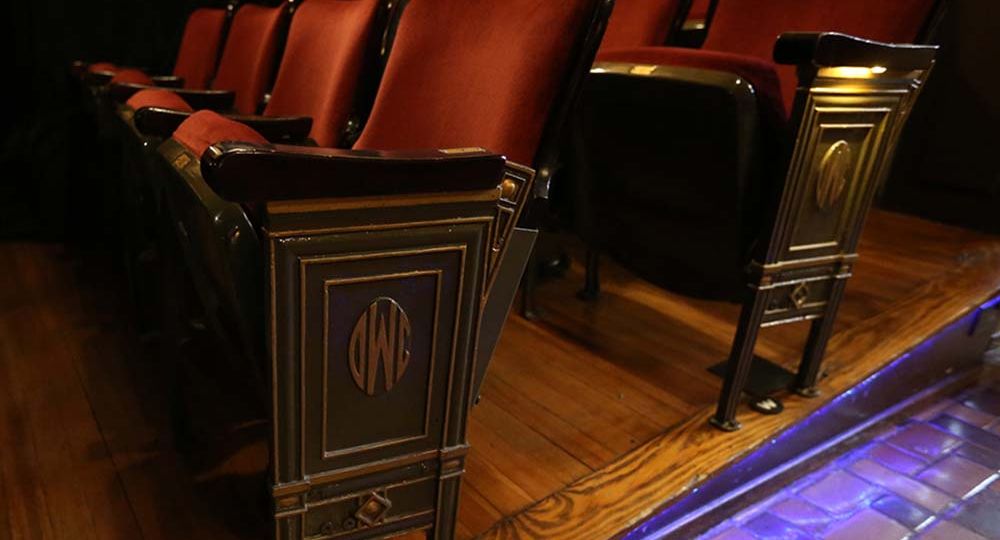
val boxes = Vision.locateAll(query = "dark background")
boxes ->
[1,0,998,240]
[2,0,202,239]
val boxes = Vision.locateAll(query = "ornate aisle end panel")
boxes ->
[265,162,535,540]
[712,35,938,431]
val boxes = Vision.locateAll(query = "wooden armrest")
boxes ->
[151,75,185,88]
[134,108,313,143]
[84,71,115,86]
[200,143,510,203]
[774,32,937,70]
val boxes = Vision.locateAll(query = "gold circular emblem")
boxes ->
[815,140,853,210]
[348,297,412,396]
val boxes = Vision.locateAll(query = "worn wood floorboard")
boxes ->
[1,211,997,540]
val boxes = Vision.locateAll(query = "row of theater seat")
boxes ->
[78,1,614,538]
[74,0,940,536]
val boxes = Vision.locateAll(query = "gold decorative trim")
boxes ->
[266,189,499,215]
[815,140,852,210]
[268,216,493,239]
[319,270,441,460]
[303,246,466,462]
[348,297,415,396]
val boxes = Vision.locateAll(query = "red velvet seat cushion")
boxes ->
[703,0,937,110]
[354,0,593,165]
[211,3,287,115]
[264,0,383,147]
[173,8,228,89]
[111,68,155,86]
[600,0,685,51]
[126,89,194,113]
[598,46,788,120]
[88,62,119,74]
[173,110,270,158]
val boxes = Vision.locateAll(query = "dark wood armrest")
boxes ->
[151,75,185,88]
[84,71,115,86]
[133,107,190,138]
[200,143,510,202]
[134,108,313,143]
[111,82,236,110]
[774,32,937,70]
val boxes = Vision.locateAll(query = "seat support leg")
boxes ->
[577,248,601,301]
[793,280,847,397]
[710,289,771,431]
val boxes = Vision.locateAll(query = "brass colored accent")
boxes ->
[172,153,192,170]
[789,283,811,309]
[314,252,456,460]
[630,64,658,76]
[268,216,492,238]
[500,178,519,200]
[438,147,487,154]
[355,492,392,526]
[815,140,853,210]
[266,189,499,214]
[305,473,436,510]
[348,297,413,396]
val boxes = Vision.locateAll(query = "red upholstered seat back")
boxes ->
[600,0,685,51]
[173,8,229,89]
[703,0,937,109]
[211,3,287,114]
[354,0,594,165]
[264,0,383,148]
[688,0,712,21]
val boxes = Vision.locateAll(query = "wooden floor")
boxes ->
[2,210,1000,540]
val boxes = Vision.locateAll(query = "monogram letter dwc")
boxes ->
[348,298,413,396]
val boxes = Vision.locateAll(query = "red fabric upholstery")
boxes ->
[111,68,155,86]
[597,46,787,120]
[703,0,937,109]
[126,89,194,113]
[265,0,383,147]
[88,62,119,74]
[354,0,593,165]
[212,3,287,114]
[173,8,228,89]
[687,0,711,21]
[600,0,685,51]
[173,110,270,158]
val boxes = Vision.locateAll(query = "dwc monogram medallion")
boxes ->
[815,140,853,210]
[348,297,413,396]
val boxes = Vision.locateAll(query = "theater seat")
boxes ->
[208,2,286,114]
[570,0,941,431]
[108,1,289,115]
[79,7,230,89]
[147,0,614,536]
[599,0,687,51]
[110,0,385,343]
[172,7,230,89]
[597,45,788,120]
[127,0,384,146]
